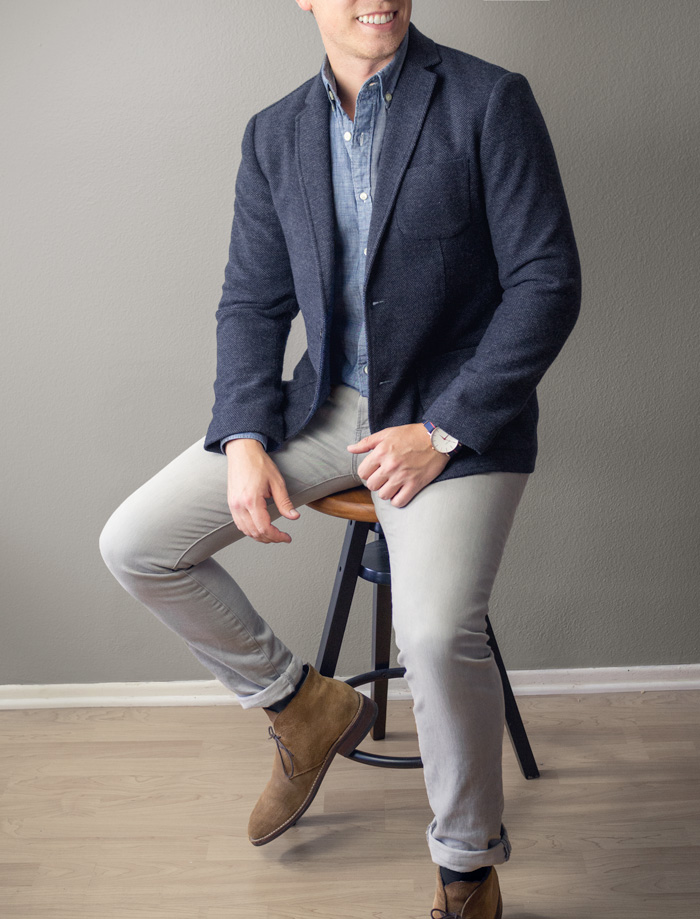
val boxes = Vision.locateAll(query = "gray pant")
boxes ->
[99,383,529,871]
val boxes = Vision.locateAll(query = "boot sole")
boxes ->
[249,690,379,846]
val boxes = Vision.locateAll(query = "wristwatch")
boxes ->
[423,421,463,457]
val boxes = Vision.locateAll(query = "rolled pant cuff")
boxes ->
[426,819,512,871]
[235,656,306,710]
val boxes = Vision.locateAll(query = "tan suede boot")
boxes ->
[247,664,378,846]
[431,865,503,919]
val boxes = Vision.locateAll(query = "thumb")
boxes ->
[271,480,300,519]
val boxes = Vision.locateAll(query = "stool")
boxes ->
[307,485,540,779]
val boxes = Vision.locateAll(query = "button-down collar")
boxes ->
[321,29,409,115]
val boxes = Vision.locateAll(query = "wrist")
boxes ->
[422,420,463,458]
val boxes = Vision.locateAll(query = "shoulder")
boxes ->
[438,44,537,129]
[438,41,509,78]
[410,23,515,87]
[246,75,317,136]
[237,74,322,180]
[433,38,524,102]
[407,25,528,122]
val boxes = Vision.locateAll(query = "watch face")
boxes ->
[430,426,460,453]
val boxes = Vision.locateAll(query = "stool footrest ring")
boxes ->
[342,668,423,769]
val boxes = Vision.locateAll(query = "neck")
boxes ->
[329,52,395,121]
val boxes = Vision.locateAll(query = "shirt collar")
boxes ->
[320,28,409,113]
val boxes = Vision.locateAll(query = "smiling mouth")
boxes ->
[357,10,396,25]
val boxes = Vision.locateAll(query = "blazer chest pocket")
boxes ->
[395,157,471,239]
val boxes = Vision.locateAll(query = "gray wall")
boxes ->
[1,0,698,687]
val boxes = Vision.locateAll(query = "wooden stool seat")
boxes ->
[308,487,377,523]
[307,485,540,777]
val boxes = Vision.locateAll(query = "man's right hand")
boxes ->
[225,439,300,544]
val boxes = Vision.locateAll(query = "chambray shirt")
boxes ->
[221,34,409,453]
[323,34,408,400]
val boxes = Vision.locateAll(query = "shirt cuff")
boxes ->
[220,432,268,454]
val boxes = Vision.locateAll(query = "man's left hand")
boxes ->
[347,423,450,508]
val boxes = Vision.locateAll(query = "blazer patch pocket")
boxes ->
[395,157,471,239]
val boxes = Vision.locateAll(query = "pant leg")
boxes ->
[99,384,371,710]
[368,471,529,871]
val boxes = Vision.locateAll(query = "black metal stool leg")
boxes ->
[485,614,540,779]
[315,510,539,776]
[315,519,371,677]
[371,582,392,740]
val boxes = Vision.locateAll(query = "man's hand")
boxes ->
[225,439,300,544]
[347,423,450,508]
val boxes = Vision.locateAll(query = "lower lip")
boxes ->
[357,14,398,32]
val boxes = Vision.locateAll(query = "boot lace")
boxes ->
[268,725,295,778]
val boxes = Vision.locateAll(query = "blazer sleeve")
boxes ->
[422,72,582,455]
[203,114,299,455]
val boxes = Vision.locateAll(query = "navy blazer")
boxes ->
[204,24,582,482]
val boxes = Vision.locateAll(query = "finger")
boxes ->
[231,498,289,544]
[347,432,381,452]
[270,477,300,520]
[391,484,417,508]
[231,507,273,543]
[259,520,292,543]
[365,470,391,493]
[249,496,291,543]
[357,452,382,481]
[227,501,251,535]
[263,527,291,544]
[377,480,401,502]
[254,521,289,544]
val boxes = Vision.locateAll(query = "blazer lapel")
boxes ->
[366,25,440,273]
[296,78,335,315]
[294,26,442,312]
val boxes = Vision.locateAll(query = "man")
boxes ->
[100,2,581,916]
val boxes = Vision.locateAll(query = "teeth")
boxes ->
[358,11,395,25]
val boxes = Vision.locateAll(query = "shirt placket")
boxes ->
[346,84,378,397]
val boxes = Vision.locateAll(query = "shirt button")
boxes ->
[363,365,368,374]
[343,131,351,141]
[363,248,368,256]
[359,192,368,201]
[385,92,393,103]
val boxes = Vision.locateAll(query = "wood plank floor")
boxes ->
[1,690,699,918]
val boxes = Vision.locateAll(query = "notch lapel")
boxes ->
[296,78,335,315]
[365,25,440,276]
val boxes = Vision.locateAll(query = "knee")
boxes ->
[99,499,156,582]
[395,618,493,670]
[99,505,132,581]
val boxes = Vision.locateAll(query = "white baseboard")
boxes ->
[1,664,699,710]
